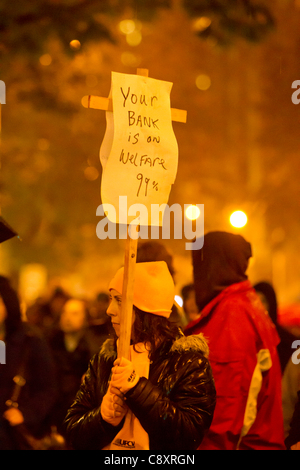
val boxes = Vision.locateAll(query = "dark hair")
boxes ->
[136,241,175,278]
[0,275,22,337]
[181,283,195,300]
[131,307,180,360]
[253,281,278,324]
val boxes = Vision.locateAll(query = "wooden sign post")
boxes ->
[82,69,186,360]
[117,223,138,359]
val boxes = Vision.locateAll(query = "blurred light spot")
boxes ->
[196,74,211,91]
[70,39,81,50]
[84,166,99,181]
[37,138,50,151]
[85,74,98,87]
[126,30,142,46]
[121,52,141,67]
[230,211,248,228]
[192,17,212,32]
[185,205,201,221]
[39,54,52,66]
[175,295,183,308]
[119,19,136,35]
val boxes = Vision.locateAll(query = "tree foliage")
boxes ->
[4,0,297,298]
[183,0,275,45]
[0,0,275,61]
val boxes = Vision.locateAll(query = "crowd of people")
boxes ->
[0,282,115,449]
[1,234,300,450]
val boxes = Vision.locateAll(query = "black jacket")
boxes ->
[285,390,300,450]
[64,334,216,450]
[0,275,58,450]
[0,324,58,449]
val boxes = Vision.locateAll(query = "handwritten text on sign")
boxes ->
[100,72,178,226]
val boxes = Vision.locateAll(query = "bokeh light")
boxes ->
[70,39,81,50]
[126,30,142,46]
[196,74,211,91]
[192,17,212,32]
[84,166,99,181]
[119,19,136,35]
[230,211,248,228]
[39,54,52,66]
[185,205,201,221]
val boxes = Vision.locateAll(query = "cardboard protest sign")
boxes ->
[99,71,179,226]
[82,69,186,360]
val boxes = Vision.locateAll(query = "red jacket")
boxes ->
[185,280,285,450]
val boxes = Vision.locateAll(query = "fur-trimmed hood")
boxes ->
[100,333,209,362]
[170,333,209,357]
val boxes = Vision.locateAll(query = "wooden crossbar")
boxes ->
[81,95,187,123]
[81,68,187,123]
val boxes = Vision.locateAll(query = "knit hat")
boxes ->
[109,261,175,318]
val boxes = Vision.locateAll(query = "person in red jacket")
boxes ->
[185,231,285,450]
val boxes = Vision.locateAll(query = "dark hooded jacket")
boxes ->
[185,232,285,450]
[64,333,216,450]
[192,231,252,311]
[0,276,58,449]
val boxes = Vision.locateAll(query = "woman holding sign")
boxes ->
[64,261,216,450]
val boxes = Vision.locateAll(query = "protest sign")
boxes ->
[99,71,180,226]
[82,69,186,359]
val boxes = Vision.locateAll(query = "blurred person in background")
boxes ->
[282,355,300,445]
[181,283,200,326]
[284,388,300,449]
[185,231,285,450]
[0,276,58,450]
[254,281,297,374]
[87,292,114,356]
[47,297,93,435]
[26,286,70,336]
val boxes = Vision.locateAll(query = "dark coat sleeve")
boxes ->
[18,333,58,432]
[124,352,216,450]
[63,354,123,450]
[285,390,300,450]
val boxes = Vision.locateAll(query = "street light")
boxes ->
[230,210,248,228]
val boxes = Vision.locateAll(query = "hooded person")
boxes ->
[0,276,58,450]
[185,231,285,450]
[64,261,216,450]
